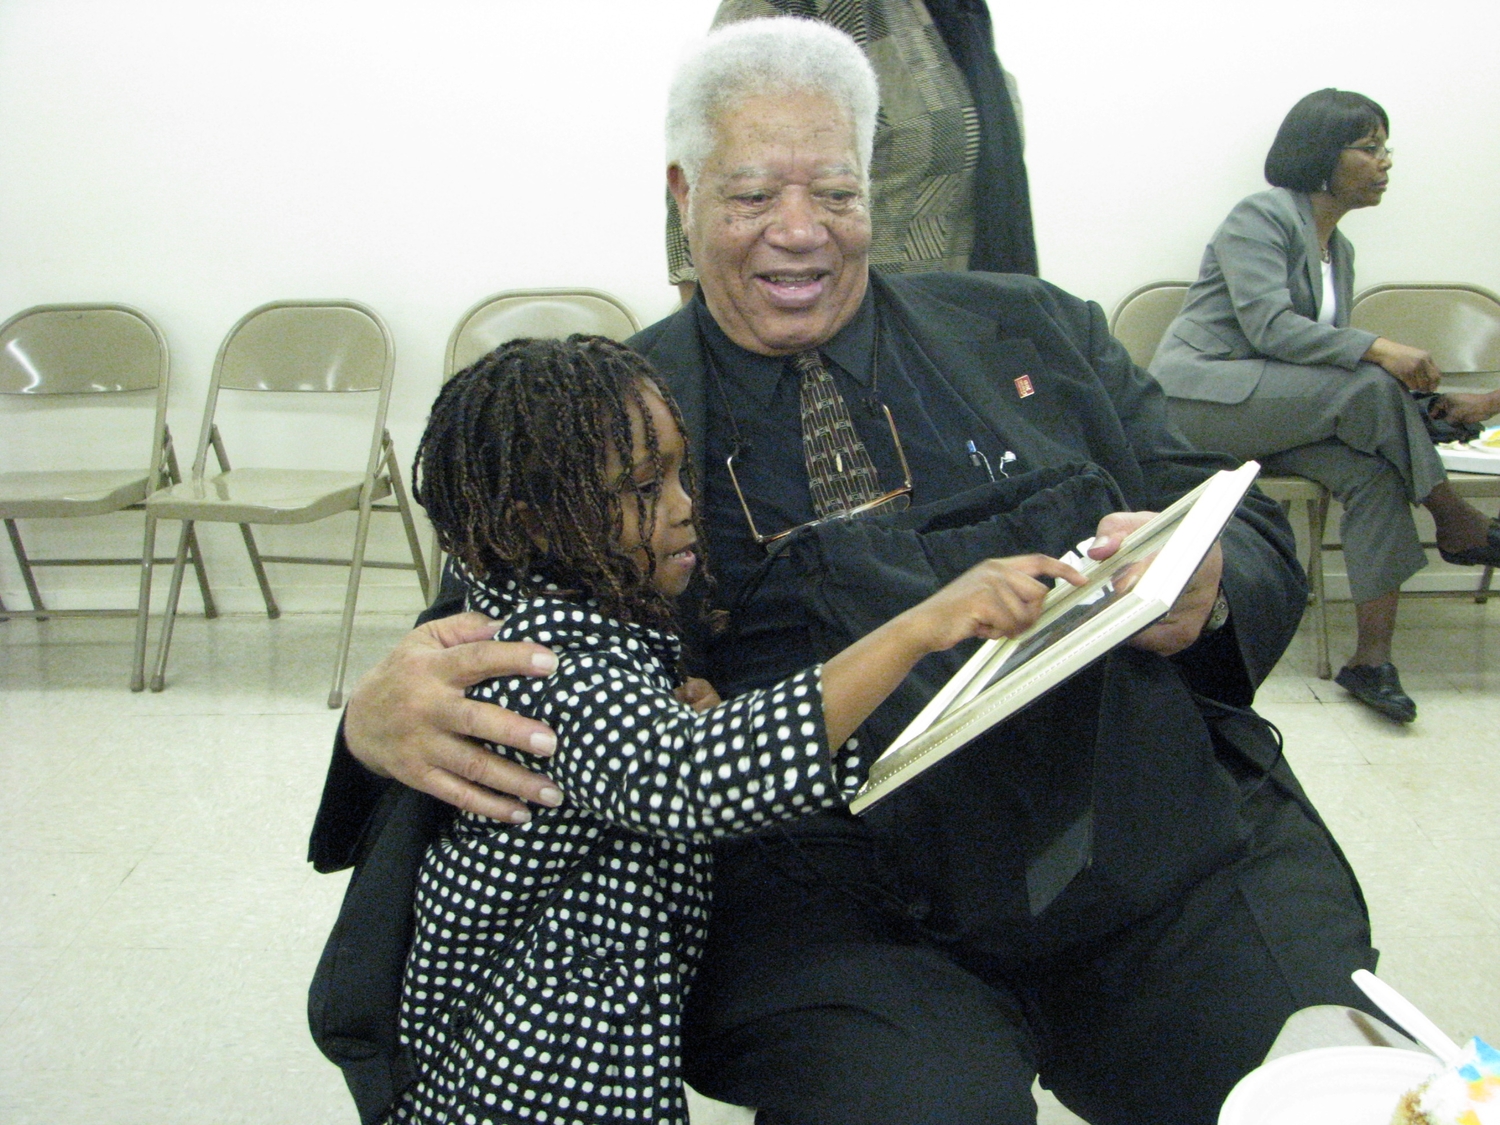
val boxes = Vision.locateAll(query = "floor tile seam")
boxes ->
[0,914,92,1038]
[54,852,157,958]
[0,980,47,1037]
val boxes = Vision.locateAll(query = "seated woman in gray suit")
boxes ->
[1152,88,1500,723]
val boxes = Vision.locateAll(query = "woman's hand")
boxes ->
[1364,337,1441,392]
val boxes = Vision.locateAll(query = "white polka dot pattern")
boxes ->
[392,574,867,1124]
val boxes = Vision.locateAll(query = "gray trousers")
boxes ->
[1167,361,1443,604]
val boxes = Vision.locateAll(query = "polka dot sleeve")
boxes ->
[475,599,867,843]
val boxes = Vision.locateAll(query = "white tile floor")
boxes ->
[2,597,1497,1124]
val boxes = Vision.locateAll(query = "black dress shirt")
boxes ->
[692,287,1017,695]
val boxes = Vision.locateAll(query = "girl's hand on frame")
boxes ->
[902,554,1087,655]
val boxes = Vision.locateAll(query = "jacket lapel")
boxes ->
[1329,232,1355,328]
[1291,190,1324,316]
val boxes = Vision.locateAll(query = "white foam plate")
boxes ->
[1219,1046,1443,1125]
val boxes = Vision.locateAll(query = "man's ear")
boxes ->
[668,164,691,224]
[514,501,548,554]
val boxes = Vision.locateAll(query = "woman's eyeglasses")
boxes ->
[1343,143,1393,160]
[727,402,913,550]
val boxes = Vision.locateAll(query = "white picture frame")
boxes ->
[849,461,1262,815]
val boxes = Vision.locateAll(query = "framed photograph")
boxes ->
[849,461,1262,815]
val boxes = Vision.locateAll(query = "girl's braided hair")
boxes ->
[413,334,707,632]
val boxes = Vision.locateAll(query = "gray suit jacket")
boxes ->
[1150,187,1378,404]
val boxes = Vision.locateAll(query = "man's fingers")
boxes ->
[414,736,565,821]
[445,743,563,807]
[1089,511,1158,560]
[420,768,551,824]
[1025,555,1088,588]
[419,610,516,648]
[438,638,559,690]
[447,694,558,759]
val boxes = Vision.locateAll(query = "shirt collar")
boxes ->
[692,286,878,413]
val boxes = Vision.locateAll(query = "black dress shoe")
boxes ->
[1335,663,1417,723]
[1438,519,1500,568]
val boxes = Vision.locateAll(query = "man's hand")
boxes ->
[344,612,563,823]
[1089,511,1226,657]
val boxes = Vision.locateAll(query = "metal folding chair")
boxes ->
[445,287,643,375]
[1108,281,1192,369]
[138,299,429,708]
[1351,283,1500,603]
[0,304,214,680]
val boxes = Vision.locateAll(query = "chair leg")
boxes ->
[184,524,218,619]
[5,519,48,617]
[131,514,159,691]
[1305,493,1332,680]
[237,523,280,619]
[1477,565,1495,605]
[328,498,377,709]
[149,521,194,692]
[161,435,218,619]
[383,433,430,603]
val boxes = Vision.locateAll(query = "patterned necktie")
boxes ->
[794,350,882,518]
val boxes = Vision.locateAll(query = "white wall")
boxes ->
[3,0,1497,612]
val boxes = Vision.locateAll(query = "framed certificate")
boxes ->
[849,461,1262,815]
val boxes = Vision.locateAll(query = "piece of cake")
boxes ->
[1391,1037,1500,1125]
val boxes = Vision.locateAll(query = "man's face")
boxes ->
[671,90,871,356]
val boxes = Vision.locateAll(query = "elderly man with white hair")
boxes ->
[312,19,1379,1125]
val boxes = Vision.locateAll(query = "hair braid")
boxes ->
[413,334,711,632]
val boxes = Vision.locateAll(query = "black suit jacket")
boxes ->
[633,270,1310,943]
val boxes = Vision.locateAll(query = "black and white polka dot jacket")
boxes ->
[393,573,867,1124]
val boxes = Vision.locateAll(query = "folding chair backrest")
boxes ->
[446,288,642,375]
[218,303,390,392]
[0,303,170,478]
[1350,284,1500,375]
[0,304,165,395]
[1109,282,1191,369]
[193,300,395,477]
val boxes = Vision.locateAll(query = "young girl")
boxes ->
[393,335,1080,1124]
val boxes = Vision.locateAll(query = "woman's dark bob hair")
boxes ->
[1264,88,1388,193]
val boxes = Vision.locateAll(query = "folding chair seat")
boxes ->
[138,299,429,708]
[0,303,214,683]
[1110,283,1333,675]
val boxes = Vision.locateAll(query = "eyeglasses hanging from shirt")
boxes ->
[708,315,914,551]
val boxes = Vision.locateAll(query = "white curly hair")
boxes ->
[666,17,879,191]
